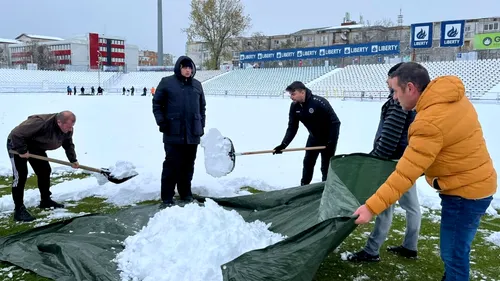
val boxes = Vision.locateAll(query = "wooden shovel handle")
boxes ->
[8,150,103,173]
[236,146,326,156]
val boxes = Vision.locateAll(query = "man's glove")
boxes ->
[273,144,286,155]
[325,141,337,154]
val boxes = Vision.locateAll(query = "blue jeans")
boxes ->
[440,194,493,281]
[364,183,421,255]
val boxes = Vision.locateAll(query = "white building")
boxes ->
[7,33,139,71]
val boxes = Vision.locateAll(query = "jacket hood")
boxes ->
[416,76,465,112]
[174,55,197,81]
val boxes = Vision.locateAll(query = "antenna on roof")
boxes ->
[397,8,403,26]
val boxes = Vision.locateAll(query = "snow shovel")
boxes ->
[228,145,327,158]
[200,128,327,177]
[221,137,325,175]
[8,150,137,184]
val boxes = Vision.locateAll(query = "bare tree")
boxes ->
[371,18,395,28]
[25,41,58,70]
[163,53,174,66]
[241,32,270,51]
[354,18,396,44]
[275,38,309,50]
[184,0,251,70]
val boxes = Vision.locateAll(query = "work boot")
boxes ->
[160,198,175,209]
[181,195,194,203]
[13,205,35,222]
[387,245,418,259]
[346,250,380,262]
[39,198,65,209]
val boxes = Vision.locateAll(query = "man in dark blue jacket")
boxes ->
[152,56,206,207]
[346,62,422,263]
[274,81,341,185]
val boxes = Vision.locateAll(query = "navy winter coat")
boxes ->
[152,56,207,144]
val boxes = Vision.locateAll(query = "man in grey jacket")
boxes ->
[346,63,422,262]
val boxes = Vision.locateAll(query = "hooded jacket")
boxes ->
[366,76,497,215]
[152,56,207,145]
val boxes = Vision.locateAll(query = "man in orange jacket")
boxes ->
[353,62,497,281]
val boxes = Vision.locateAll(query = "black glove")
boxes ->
[273,144,286,155]
[158,123,168,133]
[325,141,337,155]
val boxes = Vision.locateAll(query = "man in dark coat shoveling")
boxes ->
[152,56,206,207]
[274,81,341,185]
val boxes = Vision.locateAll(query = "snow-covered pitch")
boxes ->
[0,93,499,280]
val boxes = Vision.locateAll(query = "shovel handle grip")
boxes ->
[8,150,102,173]
[236,146,326,156]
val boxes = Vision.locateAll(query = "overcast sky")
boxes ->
[0,0,497,57]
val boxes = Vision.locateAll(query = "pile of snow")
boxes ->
[114,199,287,281]
[200,128,235,178]
[94,161,138,185]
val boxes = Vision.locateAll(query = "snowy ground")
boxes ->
[0,93,499,280]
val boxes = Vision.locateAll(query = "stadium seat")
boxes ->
[307,59,500,98]
[1,60,499,100]
[111,69,227,92]
[0,69,116,93]
[201,66,336,96]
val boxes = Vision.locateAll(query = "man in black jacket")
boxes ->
[274,81,341,185]
[7,111,80,222]
[152,56,206,207]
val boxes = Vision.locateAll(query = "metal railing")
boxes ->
[0,84,499,104]
[199,89,500,104]
[308,90,500,103]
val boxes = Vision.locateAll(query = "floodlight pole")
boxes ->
[157,0,164,66]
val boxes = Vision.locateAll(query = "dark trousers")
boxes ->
[7,139,52,209]
[161,143,198,201]
[301,135,338,185]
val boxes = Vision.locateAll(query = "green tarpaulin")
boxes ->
[0,153,396,281]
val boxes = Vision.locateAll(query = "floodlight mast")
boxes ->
[157,0,164,66]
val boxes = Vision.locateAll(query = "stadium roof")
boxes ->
[0,38,21,44]
[15,33,64,41]
[318,24,366,31]
[291,27,329,35]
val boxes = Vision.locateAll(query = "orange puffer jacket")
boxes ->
[366,75,497,215]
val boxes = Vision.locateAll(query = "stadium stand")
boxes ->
[111,69,227,91]
[0,60,499,101]
[0,69,116,93]
[200,66,336,96]
[308,59,500,98]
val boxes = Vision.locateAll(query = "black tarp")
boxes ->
[0,153,397,281]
